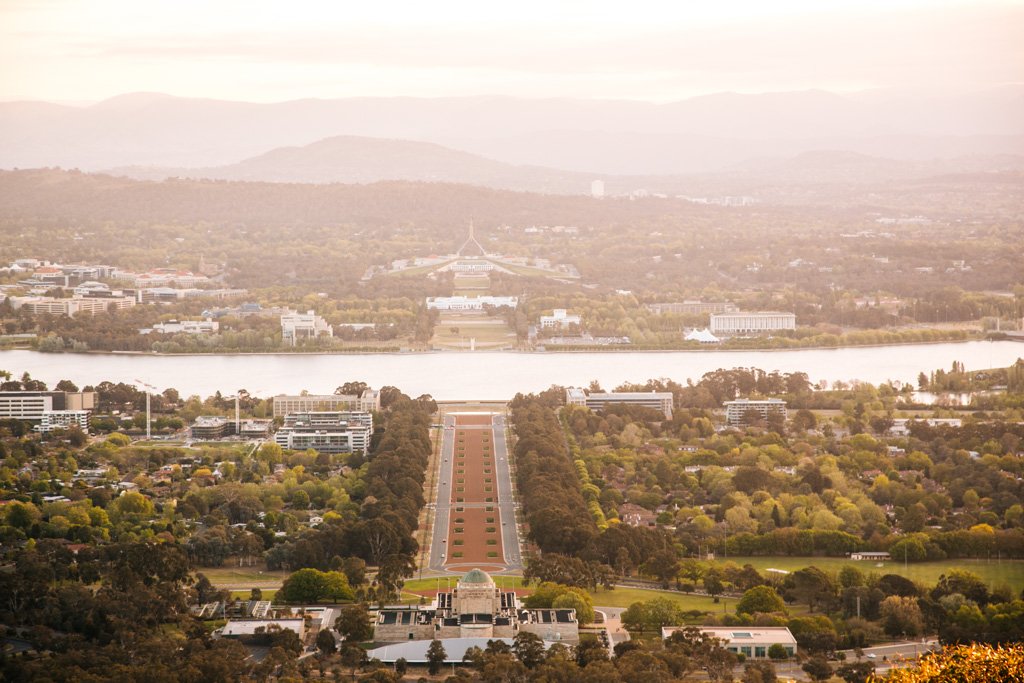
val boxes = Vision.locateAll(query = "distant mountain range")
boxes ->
[102,136,1024,196]
[1,88,1022,178]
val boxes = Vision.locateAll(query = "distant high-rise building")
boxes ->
[591,180,605,198]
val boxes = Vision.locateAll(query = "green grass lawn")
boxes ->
[706,556,1024,588]
[200,566,289,586]
[589,587,722,614]
[403,576,531,593]
[229,589,278,601]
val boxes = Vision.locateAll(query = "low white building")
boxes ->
[539,309,581,328]
[426,295,518,311]
[888,418,962,436]
[140,319,219,335]
[661,626,797,659]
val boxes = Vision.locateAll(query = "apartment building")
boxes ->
[37,410,91,433]
[724,398,788,426]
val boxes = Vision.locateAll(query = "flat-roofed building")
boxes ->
[8,296,135,317]
[710,311,796,335]
[566,387,673,419]
[850,551,891,561]
[37,410,91,433]
[646,301,738,315]
[191,416,235,439]
[140,319,219,335]
[220,618,306,641]
[0,391,96,421]
[724,398,787,426]
[281,310,333,345]
[238,419,273,438]
[272,389,380,417]
[539,309,581,328]
[274,411,372,454]
[662,626,797,659]
[426,295,518,311]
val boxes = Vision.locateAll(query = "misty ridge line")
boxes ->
[1,87,1022,180]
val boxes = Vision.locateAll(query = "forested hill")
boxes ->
[0,168,711,227]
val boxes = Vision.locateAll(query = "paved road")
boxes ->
[491,413,523,570]
[426,411,523,573]
[427,413,457,571]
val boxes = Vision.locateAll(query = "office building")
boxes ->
[272,390,380,418]
[724,398,788,426]
[0,391,96,421]
[191,416,235,439]
[710,312,796,335]
[646,301,739,315]
[566,388,673,419]
[281,310,333,344]
[274,411,373,454]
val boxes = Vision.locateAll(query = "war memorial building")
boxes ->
[375,569,579,643]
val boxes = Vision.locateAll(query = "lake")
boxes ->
[1,341,1021,400]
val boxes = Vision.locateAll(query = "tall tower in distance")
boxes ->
[591,180,605,199]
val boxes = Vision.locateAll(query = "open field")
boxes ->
[431,313,516,349]
[590,587,722,614]
[201,566,288,588]
[706,556,1024,588]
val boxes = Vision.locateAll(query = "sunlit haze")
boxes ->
[2,0,1022,102]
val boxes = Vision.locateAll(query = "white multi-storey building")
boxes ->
[37,410,91,433]
[274,411,372,454]
[280,310,333,344]
[710,311,796,335]
[724,398,788,426]
[566,388,674,419]
[272,390,380,418]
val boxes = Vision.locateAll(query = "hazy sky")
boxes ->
[2,0,1022,103]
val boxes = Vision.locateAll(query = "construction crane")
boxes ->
[134,379,157,441]
[225,388,262,437]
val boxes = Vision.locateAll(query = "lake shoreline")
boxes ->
[22,336,1013,358]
